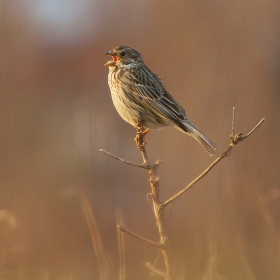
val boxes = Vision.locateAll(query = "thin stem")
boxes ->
[117,225,166,249]
[145,262,167,278]
[231,107,235,138]
[134,125,175,279]
[162,117,265,207]
[99,149,151,169]
[100,110,265,280]
[239,118,265,140]
[161,149,230,207]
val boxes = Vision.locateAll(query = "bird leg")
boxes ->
[134,121,150,150]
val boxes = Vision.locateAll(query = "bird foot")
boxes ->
[134,133,146,149]
[134,122,150,150]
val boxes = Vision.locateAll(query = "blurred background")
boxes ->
[0,0,279,279]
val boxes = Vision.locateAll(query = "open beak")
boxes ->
[104,50,115,56]
[104,50,116,66]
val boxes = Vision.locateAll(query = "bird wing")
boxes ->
[128,67,164,101]
[128,66,186,121]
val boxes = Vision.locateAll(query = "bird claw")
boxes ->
[134,133,147,148]
[134,122,149,150]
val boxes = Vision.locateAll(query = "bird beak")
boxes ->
[104,50,115,56]
[104,50,117,66]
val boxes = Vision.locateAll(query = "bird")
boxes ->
[104,46,217,156]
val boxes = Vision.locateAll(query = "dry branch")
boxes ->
[161,116,265,207]
[100,109,265,280]
[145,262,167,278]
[99,149,151,169]
[117,225,166,249]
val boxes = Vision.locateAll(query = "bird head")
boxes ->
[104,46,143,67]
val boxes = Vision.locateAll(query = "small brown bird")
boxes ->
[104,46,217,155]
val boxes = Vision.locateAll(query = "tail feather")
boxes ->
[181,121,217,156]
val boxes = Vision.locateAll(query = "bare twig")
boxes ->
[81,192,110,280]
[161,149,230,207]
[145,262,167,278]
[99,149,151,169]
[152,249,161,267]
[161,115,265,207]
[100,108,265,280]
[231,107,235,138]
[237,118,265,141]
[138,142,175,279]
[116,208,126,280]
[117,225,166,249]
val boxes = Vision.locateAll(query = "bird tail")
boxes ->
[181,121,217,156]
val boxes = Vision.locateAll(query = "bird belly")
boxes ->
[108,69,172,129]
[110,87,171,129]
[110,86,141,126]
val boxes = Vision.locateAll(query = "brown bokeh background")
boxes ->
[0,1,279,279]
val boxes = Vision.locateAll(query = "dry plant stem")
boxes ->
[135,124,175,279]
[100,110,264,280]
[99,149,151,169]
[117,225,166,249]
[237,118,265,141]
[232,107,236,137]
[161,117,265,207]
[138,145,175,279]
[145,262,167,278]
[116,208,126,280]
[81,193,110,280]
[161,148,230,207]
[99,147,174,278]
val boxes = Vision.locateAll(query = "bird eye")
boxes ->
[120,51,126,57]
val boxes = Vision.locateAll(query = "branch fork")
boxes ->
[100,108,264,279]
